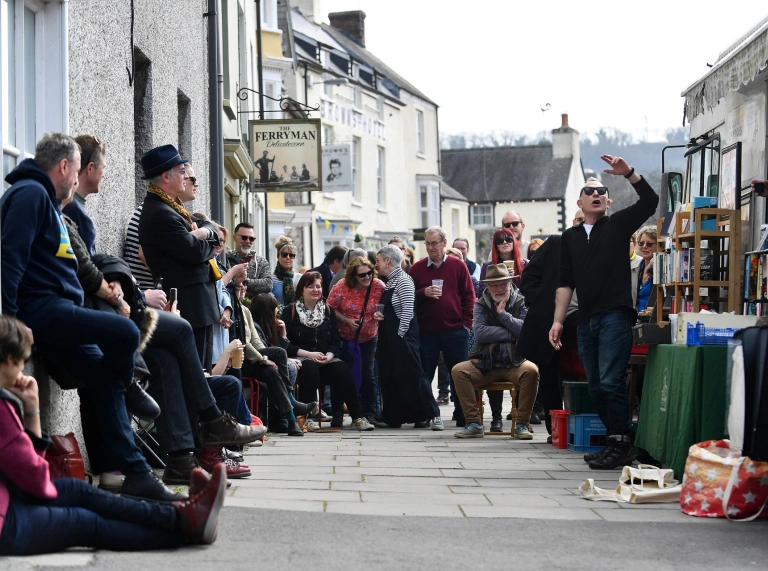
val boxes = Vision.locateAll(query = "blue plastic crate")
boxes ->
[686,322,738,346]
[568,413,606,453]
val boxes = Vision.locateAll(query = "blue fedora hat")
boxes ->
[140,144,187,180]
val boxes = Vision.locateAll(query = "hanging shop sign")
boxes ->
[249,118,322,192]
[321,144,354,192]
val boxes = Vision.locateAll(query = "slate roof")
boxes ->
[440,180,468,201]
[441,146,573,203]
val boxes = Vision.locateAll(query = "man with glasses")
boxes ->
[452,237,481,281]
[500,211,529,256]
[572,208,585,227]
[549,155,658,470]
[409,226,476,427]
[226,223,273,300]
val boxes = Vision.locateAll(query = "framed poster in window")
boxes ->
[249,119,322,192]
[719,142,741,210]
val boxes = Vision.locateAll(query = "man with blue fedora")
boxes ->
[138,144,221,371]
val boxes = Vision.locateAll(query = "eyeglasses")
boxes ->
[495,236,515,245]
[638,241,655,248]
[356,271,373,279]
[425,241,444,248]
[188,176,197,185]
[280,252,296,259]
[573,217,585,224]
[237,235,256,242]
[581,186,608,196]
[503,221,521,228]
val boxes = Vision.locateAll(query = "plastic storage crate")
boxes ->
[568,413,606,453]
[562,381,596,415]
[686,322,738,346]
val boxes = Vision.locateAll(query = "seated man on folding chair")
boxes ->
[452,264,539,439]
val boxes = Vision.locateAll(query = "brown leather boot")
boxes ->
[198,447,252,479]
[198,413,267,447]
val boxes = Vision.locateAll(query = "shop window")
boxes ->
[470,204,492,227]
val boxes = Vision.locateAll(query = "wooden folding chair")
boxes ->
[476,382,517,436]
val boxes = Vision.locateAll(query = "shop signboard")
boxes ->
[249,119,322,192]
[321,144,354,192]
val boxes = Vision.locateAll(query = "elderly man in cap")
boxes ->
[138,144,221,371]
[451,264,539,439]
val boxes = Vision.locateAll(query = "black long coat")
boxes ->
[138,192,219,329]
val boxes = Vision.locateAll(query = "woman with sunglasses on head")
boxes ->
[327,257,386,425]
[272,237,302,308]
[478,228,525,295]
[634,226,658,313]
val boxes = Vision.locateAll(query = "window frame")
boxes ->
[470,203,493,227]
[415,109,425,155]
[351,136,361,202]
[419,182,440,228]
[376,146,385,208]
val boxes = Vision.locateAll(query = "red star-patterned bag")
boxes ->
[680,440,768,520]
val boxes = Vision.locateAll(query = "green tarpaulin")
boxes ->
[635,345,727,478]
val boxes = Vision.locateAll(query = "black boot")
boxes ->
[588,435,636,470]
[198,413,267,447]
[287,419,304,436]
[331,411,344,427]
[125,379,161,419]
[490,418,503,433]
[122,470,188,502]
[292,400,318,417]
[162,452,202,485]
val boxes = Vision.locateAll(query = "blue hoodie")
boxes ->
[1,159,83,317]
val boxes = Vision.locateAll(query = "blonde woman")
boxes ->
[271,236,302,307]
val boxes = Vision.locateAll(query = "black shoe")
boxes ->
[377,422,402,428]
[506,412,513,421]
[530,412,541,425]
[414,420,431,429]
[451,409,458,421]
[293,400,318,417]
[287,420,304,436]
[162,453,203,486]
[198,413,267,446]
[125,379,161,420]
[122,470,188,503]
[364,414,387,428]
[489,418,503,432]
[274,419,289,433]
[589,436,636,470]
[331,412,344,428]
[583,449,605,463]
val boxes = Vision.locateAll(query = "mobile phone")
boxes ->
[755,181,766,195]
[155,277,163,290]
[169,288,178,305]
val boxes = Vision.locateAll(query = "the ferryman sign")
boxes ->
[249,119,323,192]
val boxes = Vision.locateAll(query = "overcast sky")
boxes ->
[317,0,768,142]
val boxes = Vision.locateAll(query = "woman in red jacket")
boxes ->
[0,315,226,554]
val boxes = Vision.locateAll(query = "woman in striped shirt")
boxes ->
[373,246,441,429]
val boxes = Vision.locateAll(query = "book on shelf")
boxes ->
[654,247,713,285]
[744,250,768,302]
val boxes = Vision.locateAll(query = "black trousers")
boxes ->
[296,360,362,420]
[241,359,292,414]
[192,324,213,373]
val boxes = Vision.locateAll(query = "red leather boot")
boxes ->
[198,447,252,479]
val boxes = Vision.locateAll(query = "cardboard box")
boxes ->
[674,312,758,345]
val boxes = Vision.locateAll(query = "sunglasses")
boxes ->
[188,176,197,185]
[237,235,256,242]
[495,236,515,245]
[281,252,296,259]
[638,241,655,248]
[573,217,585,224]
[502,221,521,228]
[582,186,608,196]
[356,270,373,279]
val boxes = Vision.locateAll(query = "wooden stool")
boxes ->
[476,382,517,436]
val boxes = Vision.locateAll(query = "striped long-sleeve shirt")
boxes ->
[122,204,155,290]
[385,267,415,338]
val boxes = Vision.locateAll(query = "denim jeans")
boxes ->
[419,328,469,420]
[576,309,634,436]
[0,478,181,554]
[19,297,149,475]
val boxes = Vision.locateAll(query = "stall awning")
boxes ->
[682,17,768,122]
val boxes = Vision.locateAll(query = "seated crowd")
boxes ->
[0,134,655,554]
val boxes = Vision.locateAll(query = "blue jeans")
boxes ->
[576,309,633,436]
[419,328,469,419]
[0,478,181,554]
[19,297,150,475]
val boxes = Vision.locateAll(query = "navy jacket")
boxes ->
[1,159,83,317]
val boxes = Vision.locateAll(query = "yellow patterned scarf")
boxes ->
[147,185,193,227]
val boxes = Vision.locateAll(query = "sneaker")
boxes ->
[436,394,450,405]
[305,418,320,432]
[431,417,444,431]
[454,422,484,438]
[352,417,375,431]
[513,424,533,440]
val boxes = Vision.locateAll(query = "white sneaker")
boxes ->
[352,417,375,431]
[305,418,320,432]
[431,417,445,431]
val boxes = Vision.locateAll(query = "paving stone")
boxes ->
[364,476,479,486]
[360,491,491,505]
[334,467,444,477]
[450,486,576,495]
[229,479,331,490]
[325,501,464,517]
[1,553,94,568]
[240,472,363,482]
[225,497,325,512]
[330,482,455,494]
[440,469,552,479]
[482,494,563,507]
[459,505,604,520]
[232,487,360,502]
[592,508,696,522]
[247,465,335,474]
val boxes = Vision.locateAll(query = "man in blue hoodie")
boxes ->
[1,132,185,503]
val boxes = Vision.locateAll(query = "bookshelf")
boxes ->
[743,249,768,315]
[655,208,741,324]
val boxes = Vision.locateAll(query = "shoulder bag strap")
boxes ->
[354,283,374,343]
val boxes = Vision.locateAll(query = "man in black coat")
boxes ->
[137,145,220,371]
[310,245,348,299]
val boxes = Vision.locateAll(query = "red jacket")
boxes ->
[0,394,58,536]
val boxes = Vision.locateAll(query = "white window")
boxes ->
[416,109,425,154]
[352,136,361,202]
[376,146,385,207]
[470,204,492,227]
[260,0,277,30]
[376,96,384,120]
[323,73,333,97]
[419,183,439,228]
[322,124,332,144]
[353,85,361,109]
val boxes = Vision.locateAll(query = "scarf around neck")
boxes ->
[296,299,326,328]
[147,185,193,227]
[274,262,296,305]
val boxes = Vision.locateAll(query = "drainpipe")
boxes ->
[207,0,224,221]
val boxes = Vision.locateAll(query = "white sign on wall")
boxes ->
[321,144,354,192]
[249,119,322,192]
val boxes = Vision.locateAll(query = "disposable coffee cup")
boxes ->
[376,303,385,315]
[432,279,444,290]
[503,260,515,275]
[232,347,244,368]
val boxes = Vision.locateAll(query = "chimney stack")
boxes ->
[561,113,569,128]
[329,11,366,47]
[551,113,579,160]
